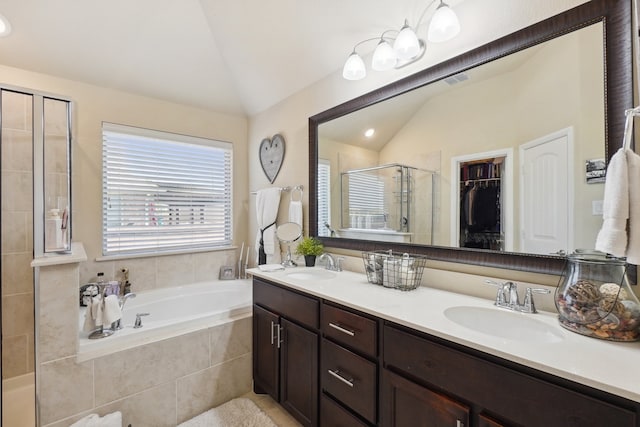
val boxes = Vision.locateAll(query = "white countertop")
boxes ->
[249,267,640,403]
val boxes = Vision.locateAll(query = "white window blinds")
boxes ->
[317,159,331,237]
[347,172,385,227]
[102,123,233,256]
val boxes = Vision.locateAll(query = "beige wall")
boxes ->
[0,64,249,287]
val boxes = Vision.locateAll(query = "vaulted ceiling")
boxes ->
[0,0,584,116]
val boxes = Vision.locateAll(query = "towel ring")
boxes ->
[291,186,303,202]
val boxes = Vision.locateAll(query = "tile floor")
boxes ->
[245,392,303,427]
[2,376,301,427]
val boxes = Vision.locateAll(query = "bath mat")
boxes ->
[178,397,278,427]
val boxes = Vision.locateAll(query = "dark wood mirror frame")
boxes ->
[309,0,632,276]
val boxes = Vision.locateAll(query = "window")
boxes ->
[102,123,233,256]
[345,171,385,228]
[317,159,331,236]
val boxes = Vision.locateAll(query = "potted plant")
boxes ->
[295,236,324,267]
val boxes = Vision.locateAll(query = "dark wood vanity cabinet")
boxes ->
[253,279,319,426]
[383,324,638,427]
[381,368,470,427]
[253,277,639,427]
[320,301,379,426]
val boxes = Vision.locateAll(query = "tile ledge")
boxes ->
[31,242,87,267]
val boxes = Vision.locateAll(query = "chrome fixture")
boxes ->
[342,0,461,81]
[318,253,344,272]
[134,312,150,329]
[485,280,550,314]
[112,293,136,330]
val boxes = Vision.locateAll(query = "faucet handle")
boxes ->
[134,312,150,329]
[485,280,508,306]
[335,257,345,272]
[521,288,550,313]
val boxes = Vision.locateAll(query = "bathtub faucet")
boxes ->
[112,292,136,330]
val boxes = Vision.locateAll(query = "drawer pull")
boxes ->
[328,322,355,337]
[327,369,354,387]
[270,321,276,345]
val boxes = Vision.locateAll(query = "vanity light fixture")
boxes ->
[342,0,460,81]
[0,13,12,37]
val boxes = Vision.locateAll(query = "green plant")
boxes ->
[295,236,324,256]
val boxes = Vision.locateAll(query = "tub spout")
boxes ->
[112,293,136,330]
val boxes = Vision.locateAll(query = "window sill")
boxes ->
[95,246,237,262]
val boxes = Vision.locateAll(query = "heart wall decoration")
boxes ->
[259,133,286,184]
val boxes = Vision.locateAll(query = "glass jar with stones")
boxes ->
[555,250,640,341]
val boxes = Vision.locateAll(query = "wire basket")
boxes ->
[362,250,427,291]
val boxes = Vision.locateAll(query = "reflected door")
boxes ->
[520,128,572,255]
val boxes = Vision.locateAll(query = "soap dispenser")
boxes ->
[555,250,640,341]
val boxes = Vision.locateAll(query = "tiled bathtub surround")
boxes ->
[36,258,252,427]
[1,89,35,380]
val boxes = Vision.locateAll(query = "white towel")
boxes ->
[70,411,122,427]
[595,148,629,258]
[595,147,640,263]
[258,263,285,272]
[255,188,281,264]
[626,149,640,264]
[82,307,97,333]
[102,294,122,326]
[90,295,104,328]
[289,200,303,228]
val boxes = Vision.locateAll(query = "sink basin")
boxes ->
[285,269,337,281]
[444,306,563,343]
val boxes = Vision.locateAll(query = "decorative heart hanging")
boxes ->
[259,134,286,184]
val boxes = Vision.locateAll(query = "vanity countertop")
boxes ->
[249,267,640,403]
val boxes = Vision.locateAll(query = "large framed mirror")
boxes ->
[309,0,632,275]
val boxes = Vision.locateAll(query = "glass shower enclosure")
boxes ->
[340,163,434,244]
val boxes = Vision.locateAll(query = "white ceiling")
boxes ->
[0,0,583,117]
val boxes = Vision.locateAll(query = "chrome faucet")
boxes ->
[485,280,549,313]
[112,292,136,330]
[318,253,344,271]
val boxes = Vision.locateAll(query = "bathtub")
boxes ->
[78,279,252,361]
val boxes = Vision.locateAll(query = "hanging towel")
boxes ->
[255,188,281,265]
[595,148,629,258]
[626,149,640,264]
[596,107,640,263]
[90,295,104,328]
[289,200,303,228]
[102,294,122,327]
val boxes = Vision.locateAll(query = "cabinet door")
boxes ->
[280,318,318,427]
[381,369,469,427]
[253,304,280,400]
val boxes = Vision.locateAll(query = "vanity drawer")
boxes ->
[321,338,377,424]
[384,324,636,427]
[322,303,377,357]
[253,278,319,329]
[320,394,369,427]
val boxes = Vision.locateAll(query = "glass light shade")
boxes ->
[427,2,460,43]
[342,52,366,81]
[372,39,397,71]
[394,22,421,60]
[0,13,11,37]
